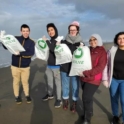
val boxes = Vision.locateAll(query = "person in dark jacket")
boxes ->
[2,24,35,104]
[79,34,107,124]
[42,23,62,108]
[60,21,84,113]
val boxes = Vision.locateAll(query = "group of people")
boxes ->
[1,21,124,124]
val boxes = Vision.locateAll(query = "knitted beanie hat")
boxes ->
[70,21,80,27]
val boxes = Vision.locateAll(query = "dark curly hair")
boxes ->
[114,32,124,45]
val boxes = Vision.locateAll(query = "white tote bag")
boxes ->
[35,38,49,61]
[54,44,72,65]
[69,46,92,76]
[0,34,25,54]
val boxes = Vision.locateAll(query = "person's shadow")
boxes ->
[29,61,53,124]
[30,82,53,124]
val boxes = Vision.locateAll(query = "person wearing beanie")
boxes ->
[42,23,62,108]
[60,21,84,113]
[79,34,107,124]
[102,32,124,124]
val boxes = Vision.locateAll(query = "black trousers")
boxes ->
[81,82,99,122]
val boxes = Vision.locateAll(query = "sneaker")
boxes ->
[70,100,77,113]
[15,96,22,104]
[42,94,54,101]
[82,120,91,124]
[54,100,62,108]
[63,99,68,110]
[26,96,32,103]
[111,116,120,124]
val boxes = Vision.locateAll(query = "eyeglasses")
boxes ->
[70,30,77,32]
[89,38,97,42]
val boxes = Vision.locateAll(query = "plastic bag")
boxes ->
[0,31,25,54]
[69,46,92,76]
[35,38,49,61]
[54,44,72,65]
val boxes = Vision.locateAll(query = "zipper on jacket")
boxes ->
[19,39,25,67]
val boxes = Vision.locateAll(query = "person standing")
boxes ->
[102,32,124,124]
[2,24,35,104]
[79,34,107,124]
[42,23,62,108]
[60,21,84,113]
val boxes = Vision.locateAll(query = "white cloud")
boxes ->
[0,0,124,41]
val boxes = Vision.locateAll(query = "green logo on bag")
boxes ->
[74,48,83,59]
[4,36,16,45]
[38,40,47,49]
[55,45,61,49]
[6,37,10,40]
[55,45,64,53]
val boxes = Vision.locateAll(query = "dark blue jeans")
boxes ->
[110,78,124,121]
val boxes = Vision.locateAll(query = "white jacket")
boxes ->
[102,45,118,87]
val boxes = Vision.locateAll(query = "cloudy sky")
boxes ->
[0,0,124,42]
